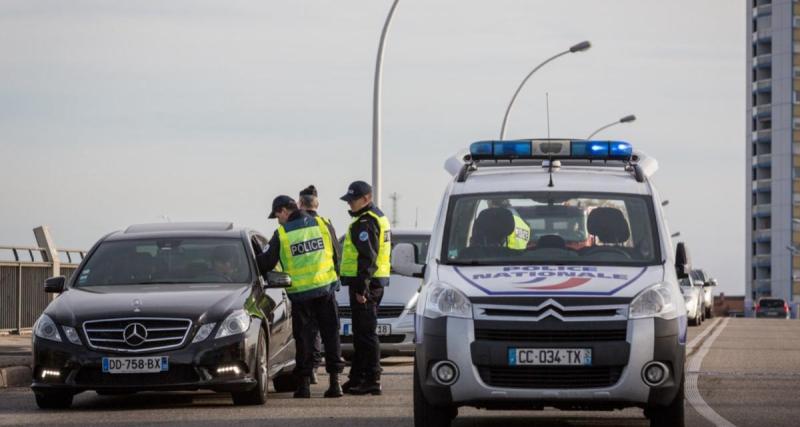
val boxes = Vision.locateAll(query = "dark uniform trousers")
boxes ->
[348,284,385,382]
[291,287,344,377]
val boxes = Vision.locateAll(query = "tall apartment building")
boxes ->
[746,0,800,314]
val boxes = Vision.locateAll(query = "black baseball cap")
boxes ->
[340,181,372,202]
[269,195,296,218]
[299,185,318,197]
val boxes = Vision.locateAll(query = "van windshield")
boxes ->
[75,238,252,287]
[442,192,660,266]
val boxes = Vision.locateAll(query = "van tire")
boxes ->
[413,357,455,427]
[647,373,685,427]
[706,307,714,319]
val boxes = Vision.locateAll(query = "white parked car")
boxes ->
[679,278,704,326]
[335,230,430,357]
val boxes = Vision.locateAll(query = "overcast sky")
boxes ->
[0,1,744,295]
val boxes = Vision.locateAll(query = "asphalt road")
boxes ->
[1,318,798,427]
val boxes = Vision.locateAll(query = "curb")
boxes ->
[0,365,32,388]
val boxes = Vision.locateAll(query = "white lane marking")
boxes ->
[687,317,721,350]
[686,317,735,427]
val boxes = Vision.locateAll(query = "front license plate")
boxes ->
[508,348,591,366]
[102,357,169,374]
[341,323,392,336]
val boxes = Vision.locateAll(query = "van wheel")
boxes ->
[272,373,298,393]
[689,315,698,327]
[706,307,714,319]
[232,329,268,406]
[413,357,455,427]
[647,373,685,427]
[34,390,73,409]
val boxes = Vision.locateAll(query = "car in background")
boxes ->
[336,229,430,358]
[31,222,297,409]
[679,278,703,326]
[755,298,791,319]
[690,269,715,319]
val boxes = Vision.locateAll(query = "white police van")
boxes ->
[392,139,690,427]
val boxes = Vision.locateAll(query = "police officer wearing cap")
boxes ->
[298,185,341,385]
[339,181,391,395]
[257,195,344,398]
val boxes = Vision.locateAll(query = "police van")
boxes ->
[391,139,690,427]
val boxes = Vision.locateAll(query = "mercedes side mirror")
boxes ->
[44,276,66,293]
[706,278,717,287]
[675,242,691,279]
[265,271,292,288]
[392,243,425,278]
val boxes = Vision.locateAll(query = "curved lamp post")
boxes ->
[372,0,400,207]
[499,41,591,140]
[586,114,637,139]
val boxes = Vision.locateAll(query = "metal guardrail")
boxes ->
[0,244,83,333]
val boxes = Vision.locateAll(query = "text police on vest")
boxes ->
[290,238,326,256]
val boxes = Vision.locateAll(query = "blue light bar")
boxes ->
[468,140,532,160]
[468,139,634,161]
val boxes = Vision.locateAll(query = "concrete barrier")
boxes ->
[0,365,31,388]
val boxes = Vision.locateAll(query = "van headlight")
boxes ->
[423,283,472,319]
[215,310,251,339]
[629,284,678,320]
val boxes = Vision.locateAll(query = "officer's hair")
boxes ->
[299,194,319,210]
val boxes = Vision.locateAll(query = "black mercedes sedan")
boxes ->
[31,222,296,409]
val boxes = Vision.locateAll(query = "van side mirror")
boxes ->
[706,278,717,287]
[265,271,292,288]
[44,276,66,293]
[392,243,425,278]
[675,242,691,280]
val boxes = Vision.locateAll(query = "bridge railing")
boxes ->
[0,229,86,333]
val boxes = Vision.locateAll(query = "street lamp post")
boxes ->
[372,0,400,208]
[499,41,591,140]
[586,114,637,139]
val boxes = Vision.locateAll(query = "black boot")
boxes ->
[342,377,362,394]
[324,373,343,398]
[293,377,311,399]
[310,368,319,385]
[349,379,381,396]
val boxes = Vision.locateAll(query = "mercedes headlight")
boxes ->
[33,314,62,342]
[629,284,678,320]
[215,310,251,339]
[193,323,217,343]
[423,283,472,319]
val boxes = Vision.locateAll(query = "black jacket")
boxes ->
[342,203,390,294]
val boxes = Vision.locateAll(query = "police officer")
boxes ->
[339,181,391,395]
[257,195,344,398]
[297,185,341,385]
[488,199,530,250]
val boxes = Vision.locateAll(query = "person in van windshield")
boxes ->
[487,199,530,250]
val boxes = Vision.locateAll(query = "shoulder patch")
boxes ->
[358,231,369,242]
